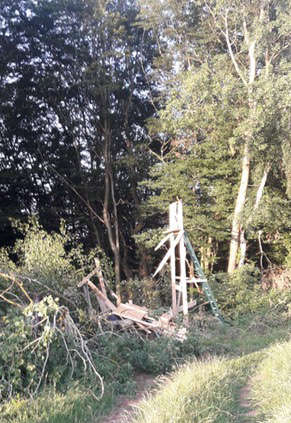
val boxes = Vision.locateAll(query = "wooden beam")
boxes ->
[170,232,177,316]
[155,233,171,251]
[94,293,109,313]
[187,278,207,283]
[169,200,183,231]
[94,258,107,295]
[153,230,183,277]
[86,280,116,312]
[77,268,98,288]
[113,312,159,329]
[179,224,188,323]
[135,322,152,334]
[163,228,181,234]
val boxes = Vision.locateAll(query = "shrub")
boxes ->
[211,264,280,318]
[94,330,200,377]
[210,264,291,322]
[0,218,116,315]
[122,276,171,309]
[0,296,103,402]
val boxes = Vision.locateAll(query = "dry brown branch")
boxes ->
[0,270,75,306]
[33,344,50,396]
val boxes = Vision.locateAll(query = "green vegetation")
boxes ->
[2,305,291,423]
[131,355,260,423]
[0,0,290,422]
[252,340,291,422]
[1,0,290,283]
[131,320,291,423]
[0,384,114,423]
[1,220,291,422]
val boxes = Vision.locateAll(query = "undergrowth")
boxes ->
[1,222,291,423]
[0,383,114,423]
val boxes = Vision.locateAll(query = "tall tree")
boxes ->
[139,0,291,271]
[0,0,158,285]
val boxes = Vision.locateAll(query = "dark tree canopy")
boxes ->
[0,0,290,277]
[0,0,160,280]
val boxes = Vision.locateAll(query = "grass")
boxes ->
[251,339,291,422]
[130,313,291,423]
[131,353,263,423]
[194,311,291,357]
[0,382,115,423]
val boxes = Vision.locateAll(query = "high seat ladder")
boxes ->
[184,232,224,323]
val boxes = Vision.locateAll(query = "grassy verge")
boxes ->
[130,314,291,423]
[251,339,291,423]
[0,383,116,423]
[131,353,262,423]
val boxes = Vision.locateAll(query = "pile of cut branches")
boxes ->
[0,272,103,402]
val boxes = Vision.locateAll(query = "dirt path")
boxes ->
[100,374,258,423]
[239,380,258,421]
[100,373,156,423]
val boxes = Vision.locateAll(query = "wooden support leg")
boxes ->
[170,233,177,316]
[179,232,188,325]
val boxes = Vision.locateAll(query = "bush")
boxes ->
[0,296,103,402]
[95,330,200,377]
[0,297,62,400]
[211,264,291,319]
[122,276,171,309]
[0,218,116,317]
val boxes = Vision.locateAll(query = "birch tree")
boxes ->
[204,0,290,272]
[139,0,290,271]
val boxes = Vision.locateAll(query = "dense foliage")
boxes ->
[0,0,290,420]
[0,0,290,279]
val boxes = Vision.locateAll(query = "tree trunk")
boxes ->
[227,21,257,273]
[120,232,133,280]
[282,139,291,199]
[201,237,213,272]
[239,164,270,267]
[103,124,121,302]
[228,141,250,273]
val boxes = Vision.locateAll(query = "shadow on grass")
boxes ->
[1,384,116,423]
[194,312,291,359]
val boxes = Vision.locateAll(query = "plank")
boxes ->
[153,230,183,277]
[86,280,116,311]
[187,277,207,283]
[77,268,98,288]
[170,232,177,316]
[94,258,107,295]
[95,258,119,300]
[135,322,152,334]
[179,230,188,321]
[155,233,171,251]
[122,302,148,312]
[113,312,159,328]
[115,303,148,321]
[169,200,183,231]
